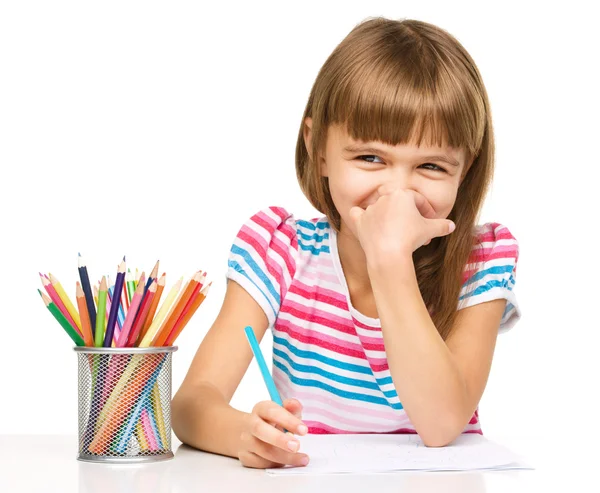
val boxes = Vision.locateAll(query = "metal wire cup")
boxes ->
[74,346,178,463]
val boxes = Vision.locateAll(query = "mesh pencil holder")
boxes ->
[74,346,178,464]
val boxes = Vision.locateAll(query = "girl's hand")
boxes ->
[238,398,310,469]
[348,185,456,264]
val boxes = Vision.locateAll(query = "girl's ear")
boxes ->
[303,117,313,158]
[304,117,328,177]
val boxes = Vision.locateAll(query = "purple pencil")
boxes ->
[103,257,126,347]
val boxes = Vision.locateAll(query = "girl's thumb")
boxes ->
[445,220,456,234]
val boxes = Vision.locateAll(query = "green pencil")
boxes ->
[126,268,135,304]
[94,276,108,347]
[39,290,85,346]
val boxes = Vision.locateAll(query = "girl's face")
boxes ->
[306,119,467,239]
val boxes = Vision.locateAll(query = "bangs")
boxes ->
[323,51,485,162]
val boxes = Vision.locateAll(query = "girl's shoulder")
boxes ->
[460,222,521,331]
[233,205,330,244]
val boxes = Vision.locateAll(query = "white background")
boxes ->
[1,0,598,447]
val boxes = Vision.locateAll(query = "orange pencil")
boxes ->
[152,271,202,347]
[165,281,212,346]
[126,279,157,347]
[75,282,95,346]
[139,273,166,341]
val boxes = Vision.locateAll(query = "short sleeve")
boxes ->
[226,206,298,329]
[458,222,521,334]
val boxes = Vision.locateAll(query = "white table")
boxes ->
[0,434,594,492]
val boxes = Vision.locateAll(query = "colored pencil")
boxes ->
[125,279,157,347]
[144,260,159,296]
[152,272,202,347]
[138,277,183,347]
[78,253,97,337]
[136,420,150,451]
[139,273,165,341]
[103,258,126,347]
[48,272,82,333]
[165,281,212,346]
[89,354,163,454]
[126,268,135,304]
[39,290,85,346]
[94,276,108,347]
[40,273,81,337]
[141,408,158,451]
[116,273,145,347]
[75,282,95,346]
[151,383,168,448]
[120,275,129,314]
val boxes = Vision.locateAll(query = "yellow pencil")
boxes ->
[138,277,183,347]
[150,278,190,347]
[49,272,82,331]
[152,383,168,447]
[136,421,149,451]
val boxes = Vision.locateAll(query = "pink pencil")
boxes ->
[116,272,146,347]
[141,408,158,451]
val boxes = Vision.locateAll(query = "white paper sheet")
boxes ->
[266,433,534,475]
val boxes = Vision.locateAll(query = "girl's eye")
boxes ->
[420,163,447,173]
[356,156,447,173]
[356,155,384,164]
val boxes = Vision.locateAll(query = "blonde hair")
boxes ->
[295,17,492,340]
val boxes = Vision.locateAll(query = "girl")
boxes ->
[172,17,521,469]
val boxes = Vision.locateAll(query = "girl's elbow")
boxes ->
[420,418,463,447]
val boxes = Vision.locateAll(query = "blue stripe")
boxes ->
[273,335,393,386]
[228,259,277,319]
[459,277,516,301]
[296,219,329,231]
[274,347,381,391]
[463,264,514,287]
[298,229,329,242]
[298,242,330,255]
[274,359,403,410]
[230,245,280,305]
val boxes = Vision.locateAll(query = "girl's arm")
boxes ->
[368,254,505,447]
[171,279,270,458]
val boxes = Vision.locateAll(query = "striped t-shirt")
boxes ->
[227,206,521,435]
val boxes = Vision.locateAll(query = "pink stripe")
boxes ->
[353,317,381,331]
[355,332,385,346]
[304,420,418,435]
[264,215,297,274]
[238,226,286,300]
[297,269,339,284]
[270,236,297,291]
[274,318,367,361]
[290,280,348,307]
[275,373,403,423]
[281,299,356,335]
[299,253,333,269]
[269,207,298,244]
